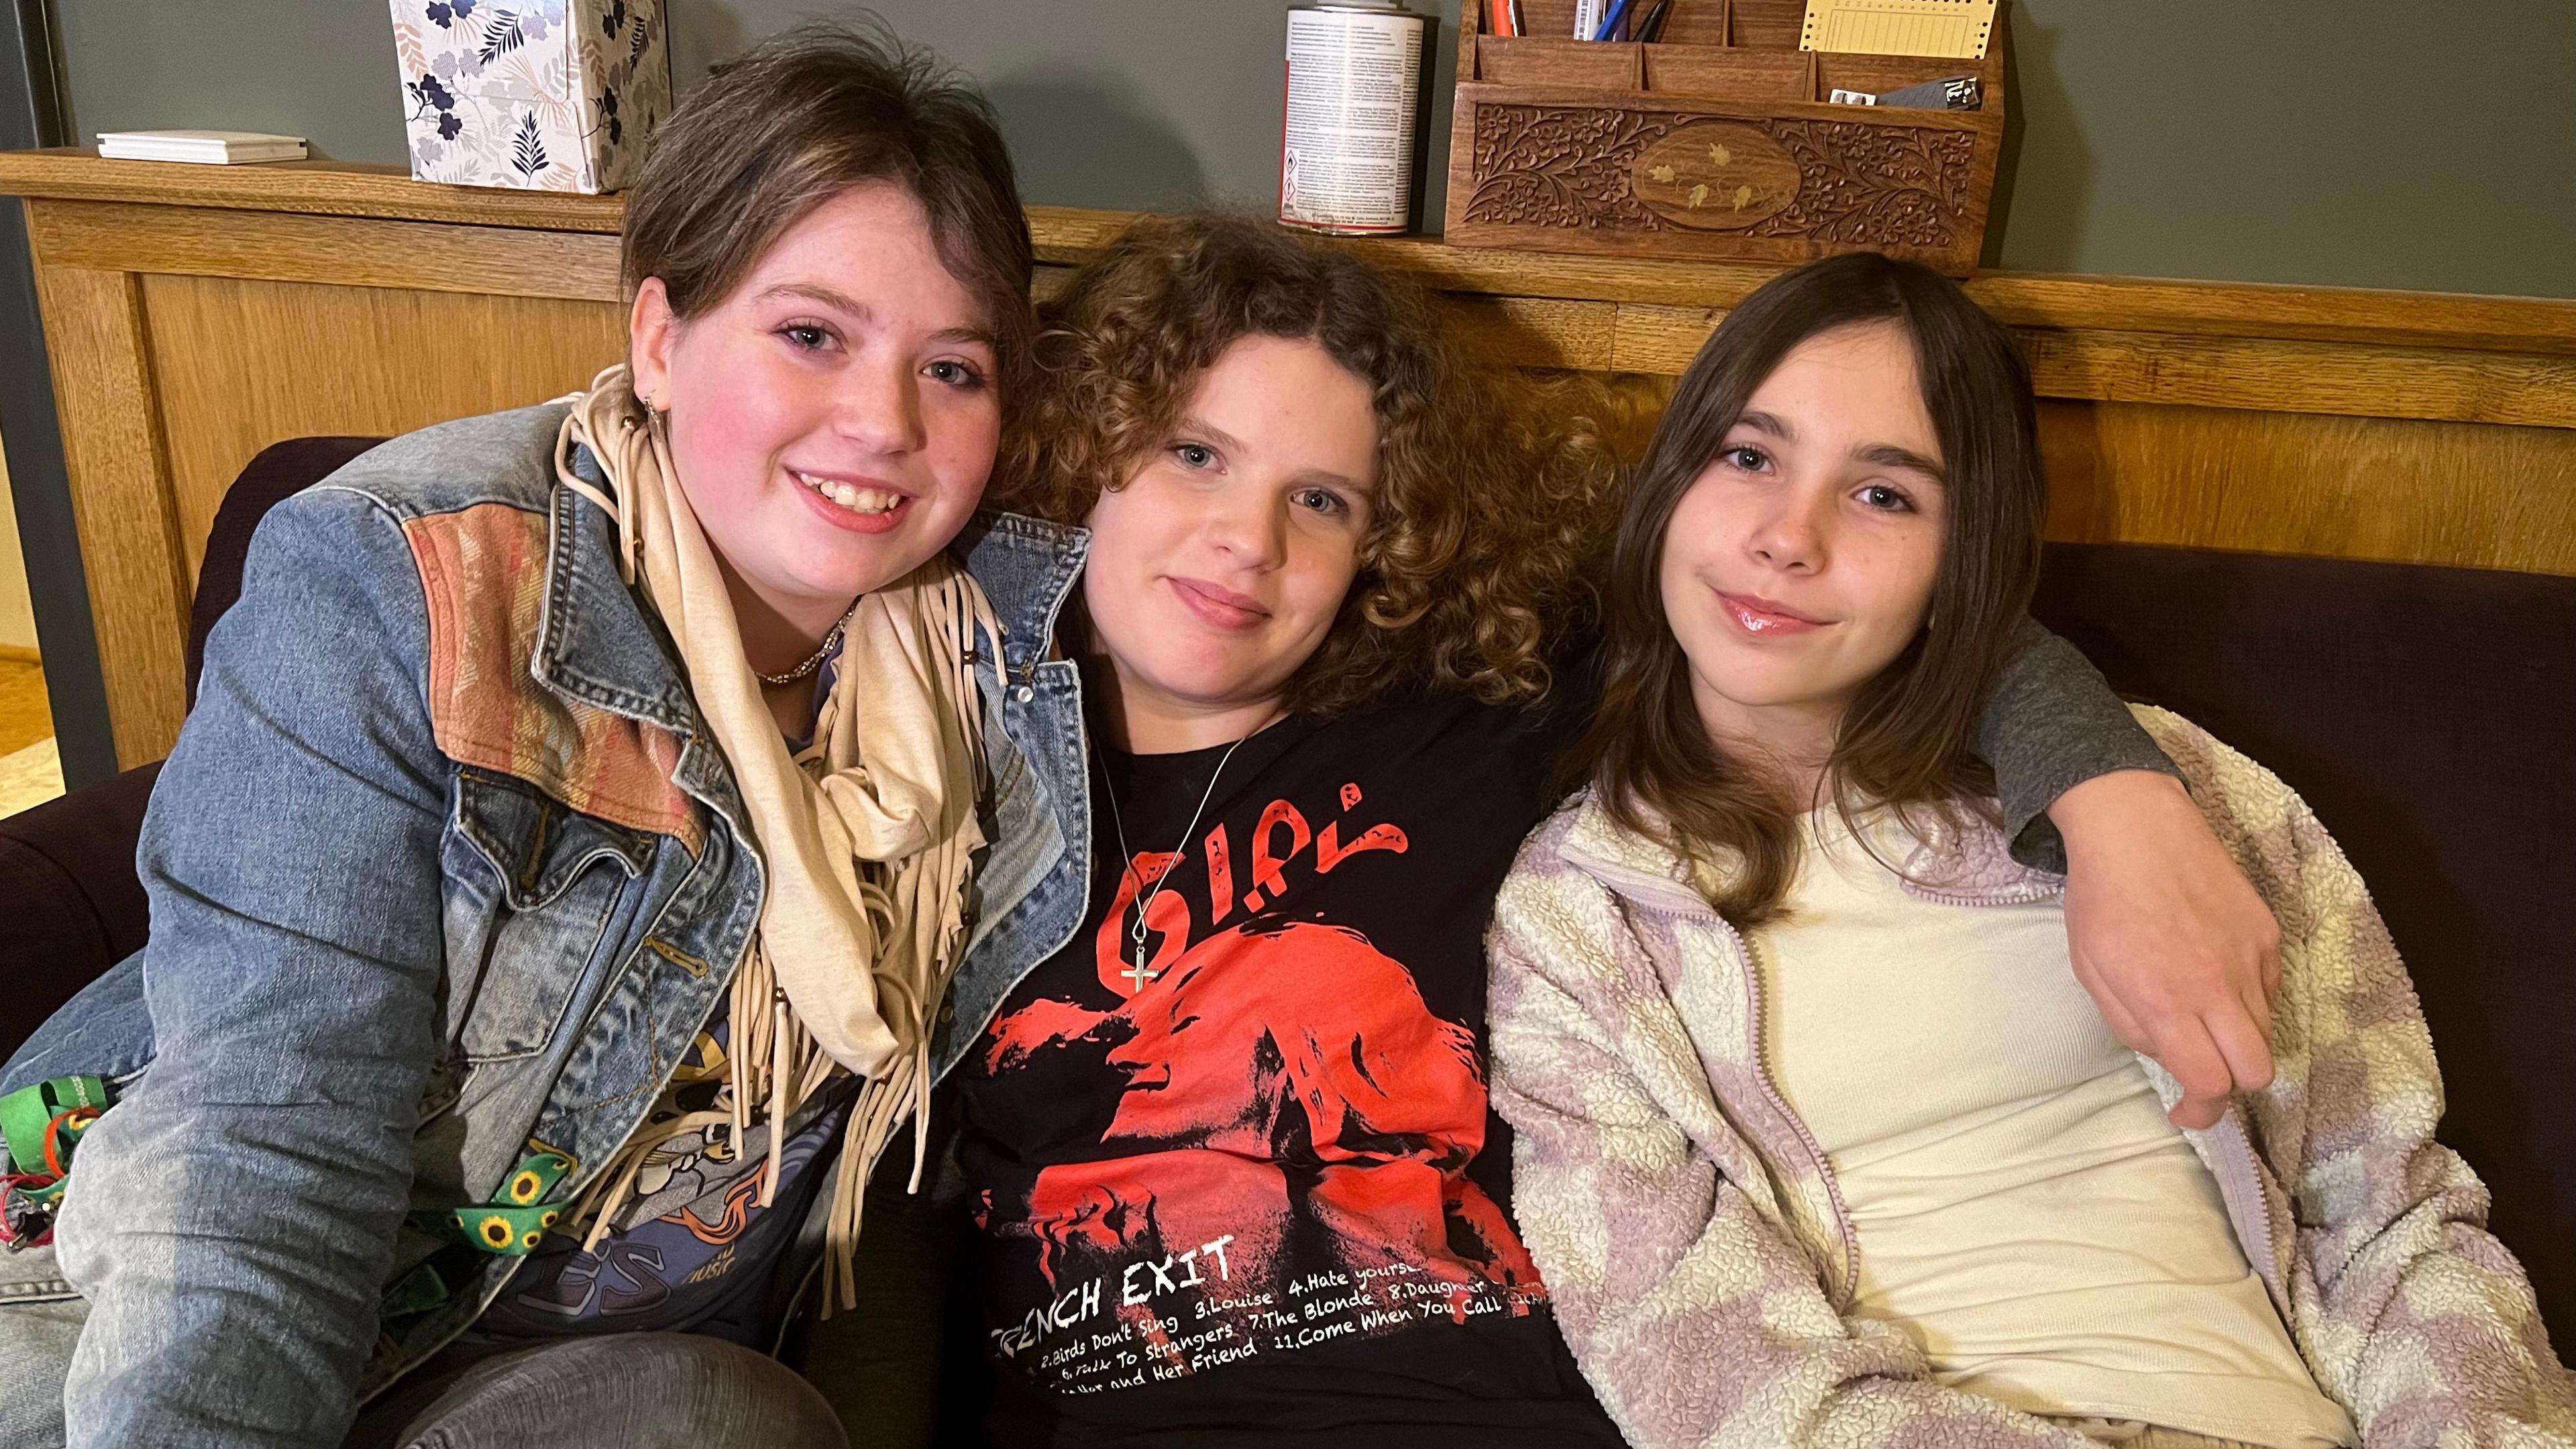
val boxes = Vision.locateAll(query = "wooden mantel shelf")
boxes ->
[0,150,628,232]
[3,148,2571,359]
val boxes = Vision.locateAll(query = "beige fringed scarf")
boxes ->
[549,366,996,1310]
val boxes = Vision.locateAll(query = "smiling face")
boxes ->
[628,182,1001,655]
[1080,334,1381,751]
[1658,319,1949,767]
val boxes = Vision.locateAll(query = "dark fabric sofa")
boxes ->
[5,436,2570,1350]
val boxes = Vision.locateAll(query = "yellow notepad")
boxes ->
[1799,0,1996,59]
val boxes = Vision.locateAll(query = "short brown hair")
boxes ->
[1573,252,2047,924]
[995,213,1614,714]
[621,23,1034,394]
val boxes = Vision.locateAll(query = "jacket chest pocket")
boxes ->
[448,768,661,1062]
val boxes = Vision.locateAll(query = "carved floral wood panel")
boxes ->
[1461,103,1980,255]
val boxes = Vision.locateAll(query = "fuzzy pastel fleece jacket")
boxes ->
[1488,707,2576,1448]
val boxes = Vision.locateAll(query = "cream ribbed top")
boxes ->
[1747,806,2355,1449]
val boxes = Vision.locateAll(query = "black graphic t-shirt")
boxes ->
[951,689,1625,1445]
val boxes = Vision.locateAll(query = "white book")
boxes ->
[97,130,309,165]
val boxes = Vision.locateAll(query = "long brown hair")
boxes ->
[1572,252,2047,924]
[994,213,1615,714]
[621,23,1034,401]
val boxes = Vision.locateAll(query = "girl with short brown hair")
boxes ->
[0,25,1050,1448]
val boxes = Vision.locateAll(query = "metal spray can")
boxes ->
[1279,0,1429,235]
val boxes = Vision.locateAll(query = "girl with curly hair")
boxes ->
[924,214,2290,1448]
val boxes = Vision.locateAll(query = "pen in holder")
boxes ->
[1444,0,2008,274]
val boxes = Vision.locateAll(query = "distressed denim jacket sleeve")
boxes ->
[50,484,455,1449]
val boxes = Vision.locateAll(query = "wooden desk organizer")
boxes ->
[1442,0,2006,274]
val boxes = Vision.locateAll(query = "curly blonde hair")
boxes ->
[994,213,1615,714]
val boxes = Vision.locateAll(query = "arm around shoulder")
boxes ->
[50,485,459,1449]
[1990,624,2284,1130]
[1979,618,2179,869]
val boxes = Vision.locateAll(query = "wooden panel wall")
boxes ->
[2041,402,2576,572]
[28,263,191,764]
[4,154,2571,766]
[140,274,625,585]
[15,189,630,759]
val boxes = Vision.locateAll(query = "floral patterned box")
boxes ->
[390,0,670,193]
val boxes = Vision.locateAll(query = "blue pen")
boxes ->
[1592,0,1633,40]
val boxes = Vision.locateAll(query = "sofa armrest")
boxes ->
[0,761,159,1057]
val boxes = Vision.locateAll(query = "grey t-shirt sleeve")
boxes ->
[1978,616,2183,871]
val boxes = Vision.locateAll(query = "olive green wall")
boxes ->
[49,0,2576,295]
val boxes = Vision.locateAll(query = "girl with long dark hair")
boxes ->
[1488,253,2573,1447]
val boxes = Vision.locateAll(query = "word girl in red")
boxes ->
[974,760,1550,1373]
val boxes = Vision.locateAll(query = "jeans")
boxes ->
[0,1270,80,1449]
[0,1250,843,1449]
[345,1334,847,1449]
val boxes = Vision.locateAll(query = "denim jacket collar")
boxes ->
[535,444,702,739]
[955,509,1091,678]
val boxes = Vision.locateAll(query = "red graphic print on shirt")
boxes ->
[969,778,1549,1393]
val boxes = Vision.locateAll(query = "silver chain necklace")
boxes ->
[754,597,863,687]
[1098,730,1260,991]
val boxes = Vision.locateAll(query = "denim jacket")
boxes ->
[0,405,1091,1448]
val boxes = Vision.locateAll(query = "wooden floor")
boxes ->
[0,660,60,818]
[0,659,50,757]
